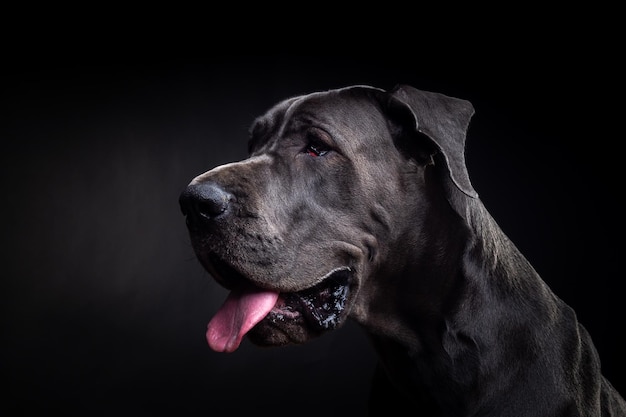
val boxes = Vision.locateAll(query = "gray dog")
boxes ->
[179,85,626,416]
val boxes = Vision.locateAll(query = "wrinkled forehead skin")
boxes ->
[248,86,403,179]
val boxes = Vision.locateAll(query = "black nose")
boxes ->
[179,182,233,226]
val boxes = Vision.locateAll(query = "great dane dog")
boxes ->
[179,85,626,416]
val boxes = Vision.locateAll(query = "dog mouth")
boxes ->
[204,254,352,353]
[269,270,351,329]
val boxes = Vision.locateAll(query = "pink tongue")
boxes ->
[206,286,279,353]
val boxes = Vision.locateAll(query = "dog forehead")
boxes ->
[250,86,387,146]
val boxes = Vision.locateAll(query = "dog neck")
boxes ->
[352,191,565,413]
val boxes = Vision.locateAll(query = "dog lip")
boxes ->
[268,267,352,331]
[207,252,351,293]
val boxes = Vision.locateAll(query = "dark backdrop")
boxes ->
[2,53,624,415]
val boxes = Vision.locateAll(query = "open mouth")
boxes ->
[268,269,351,330]
[204,254,352,352]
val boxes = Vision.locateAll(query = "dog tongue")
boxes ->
[206,285,279,353]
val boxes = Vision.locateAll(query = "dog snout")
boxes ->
[179,182,233,227]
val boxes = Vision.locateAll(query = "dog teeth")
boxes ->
[269,303,300,321]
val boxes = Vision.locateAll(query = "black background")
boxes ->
[2,45,624,416]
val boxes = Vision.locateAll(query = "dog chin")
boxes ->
[248,268,354,346]
[247,318,314,346]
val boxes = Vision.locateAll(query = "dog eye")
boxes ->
[304,143,329,157]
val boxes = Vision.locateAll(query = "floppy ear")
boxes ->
[389,84,478,198]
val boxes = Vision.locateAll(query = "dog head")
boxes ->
[179,85,476,352]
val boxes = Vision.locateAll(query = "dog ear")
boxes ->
[389,84,478,198]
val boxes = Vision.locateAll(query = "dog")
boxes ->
[179,85,626,416]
